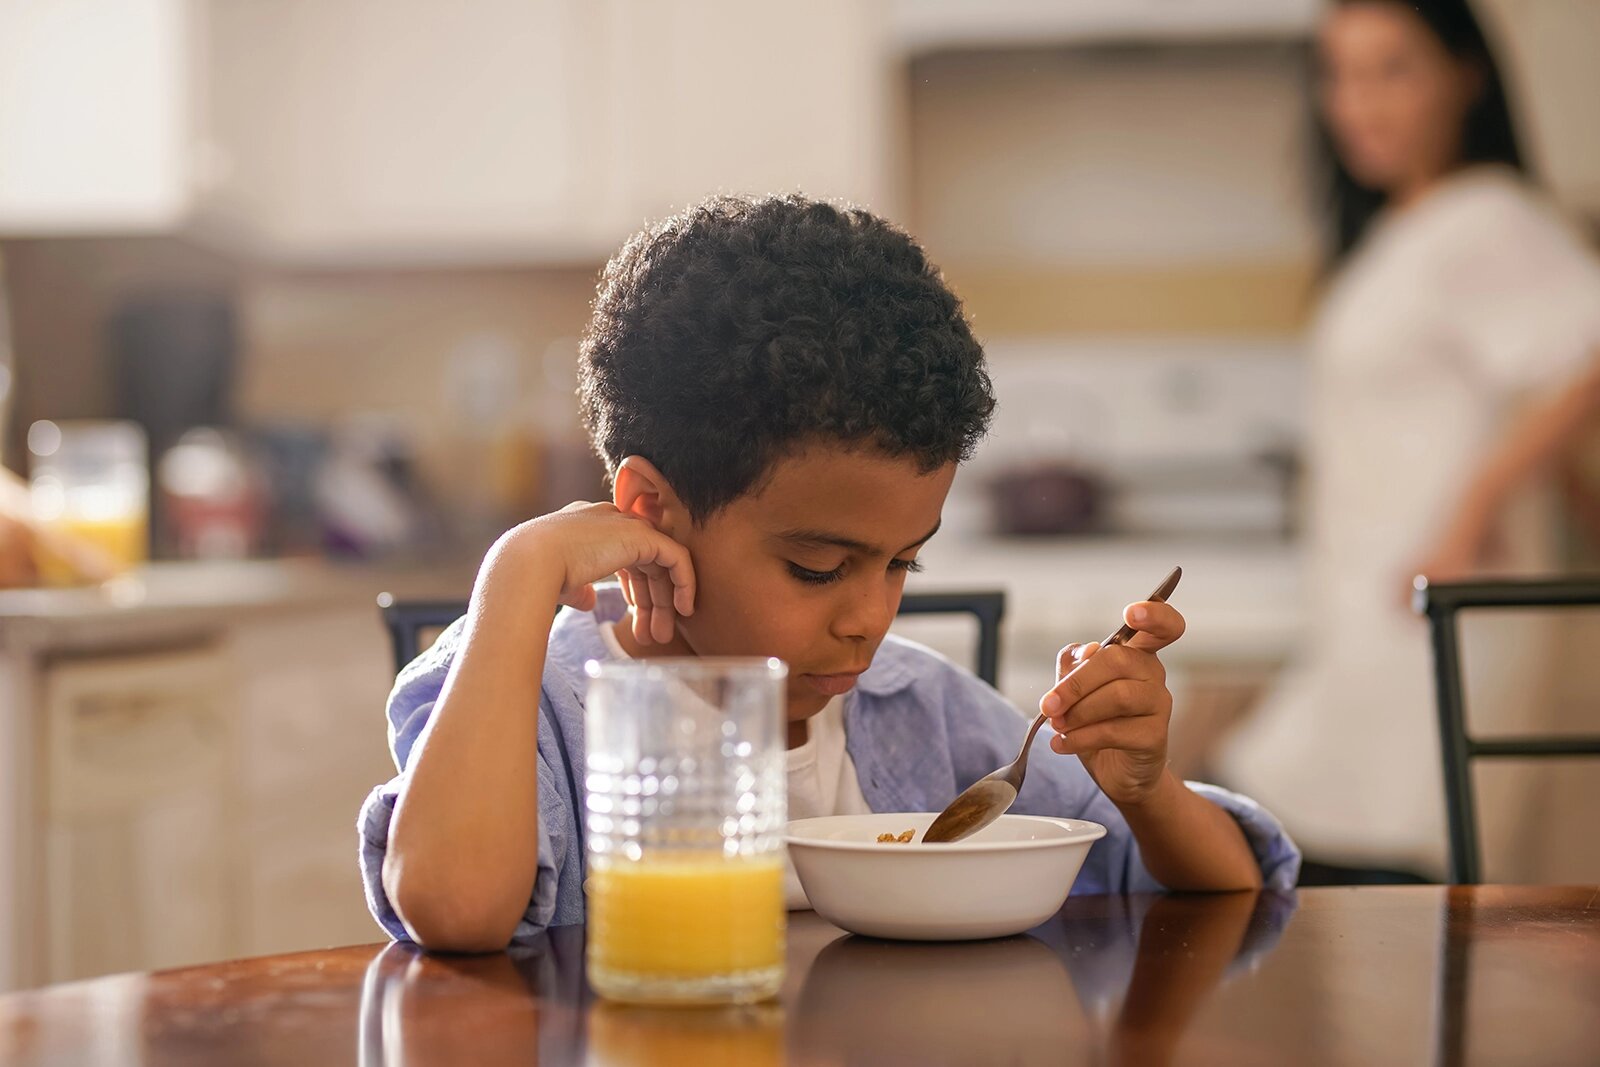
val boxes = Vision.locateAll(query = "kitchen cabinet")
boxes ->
[0,560,470,991]
[889,0,1320,50]
[41,646,238,982]
[587,0,897,233]
[200,0,896,263]
[201,0,599,261]
[0,0,196,234]
[229,608,398,956]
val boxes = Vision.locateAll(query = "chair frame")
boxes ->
[1416,576,1600,884]
[379,589,1007,688]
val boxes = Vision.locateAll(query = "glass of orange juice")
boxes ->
[28,420,149,585]
[584,657,787,1005]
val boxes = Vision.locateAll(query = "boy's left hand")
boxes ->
[1039,600,1185,807]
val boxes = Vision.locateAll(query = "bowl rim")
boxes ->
[785,813,1107,854]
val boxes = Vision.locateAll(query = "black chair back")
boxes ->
[1416,576,1600,884]
[378,589,1007,688]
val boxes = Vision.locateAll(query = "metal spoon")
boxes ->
[921,566,1183,844]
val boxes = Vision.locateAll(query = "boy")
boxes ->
[360,196,1299,951]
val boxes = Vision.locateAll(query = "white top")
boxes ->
[595,622,871,908]
[1218,167,1600,873]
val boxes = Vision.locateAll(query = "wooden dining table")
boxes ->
[1,884,1596,1066]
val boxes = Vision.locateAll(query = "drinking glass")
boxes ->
[28,419,149,584]
[584,657,788,1004]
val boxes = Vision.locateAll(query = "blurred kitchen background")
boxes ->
[1,0,1597,991]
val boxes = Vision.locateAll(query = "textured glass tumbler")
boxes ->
[584,657,788,1005]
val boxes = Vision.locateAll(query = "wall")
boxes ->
[236,263,601,498]
[907,43,1318,337]
[0,236,239,466]
[0,237,604,515]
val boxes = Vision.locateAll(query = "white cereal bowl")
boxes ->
[786,812,1107,941]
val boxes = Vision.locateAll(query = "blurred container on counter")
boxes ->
[443,333,533,544]
[251,422,330,557]
[28,419,149,584]
[157,428,266,560]
[314,414,442,560]
[988,463,1104,536]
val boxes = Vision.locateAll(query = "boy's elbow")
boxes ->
[401,904,518,955]
[383,854,521,953]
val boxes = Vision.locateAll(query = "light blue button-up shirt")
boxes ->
[358,586,1300,944]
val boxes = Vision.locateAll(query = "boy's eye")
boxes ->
[787,558,923,586]
[788,562,845,586]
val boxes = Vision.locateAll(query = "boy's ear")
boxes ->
[613,456,688,532]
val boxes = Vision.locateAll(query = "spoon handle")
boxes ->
[1010,711,1051,782]
[1097,565,1182,649]
[1015,568,1183,788]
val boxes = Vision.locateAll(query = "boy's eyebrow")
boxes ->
[776,519,942,556]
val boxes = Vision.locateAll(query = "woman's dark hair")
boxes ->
[578,195,994,522]
[1314,0,1527,265]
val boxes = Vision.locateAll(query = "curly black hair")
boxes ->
[578,195,995,521]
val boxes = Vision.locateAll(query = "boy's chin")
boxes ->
[786,690,833,719]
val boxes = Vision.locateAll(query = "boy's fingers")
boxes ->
[628,567,657,645]
[1039,644,1161,719]
[645,567,679,643]
[651,601,675,644]
[1049,716,1159,756]
[1122,601,1185,652]
[1054,642,1091,680]
[1048,678,1166,733]
[566,582,597,613]
[646,534,697,617]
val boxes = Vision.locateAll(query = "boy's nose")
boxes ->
[832,582,896,644]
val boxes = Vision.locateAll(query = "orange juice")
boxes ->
[35,512,148,585]
[587,853,785,1002]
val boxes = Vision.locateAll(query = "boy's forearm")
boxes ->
[1115,769,1261,892]
[383,536,564,951]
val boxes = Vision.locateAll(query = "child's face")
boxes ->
[667,443,956,724]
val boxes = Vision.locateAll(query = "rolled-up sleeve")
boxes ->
[357,770,568,944]
[1074,780,1301,895]
[357,781,410,941]
[356,615,574,944]
[1184,781,1302,891]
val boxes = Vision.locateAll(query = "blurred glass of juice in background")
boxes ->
[28,419,149,584]
[584,657,788,1005]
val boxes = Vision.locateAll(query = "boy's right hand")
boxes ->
[499,501,696,645]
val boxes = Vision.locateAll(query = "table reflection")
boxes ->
[353,892,1296,1067]
[358,923,586,1067]
[793,891,1292,1067]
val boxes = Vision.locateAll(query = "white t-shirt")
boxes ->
[595,622,871,908]
[1218,167,1600,873]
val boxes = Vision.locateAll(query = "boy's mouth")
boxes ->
[800,670,865,697]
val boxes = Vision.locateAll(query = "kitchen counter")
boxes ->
[0,558,477,653]
[906,532,1304,717]
[914,533,1303,659]
[0,557,477,992]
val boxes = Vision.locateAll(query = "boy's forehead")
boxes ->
[736,444,956,549]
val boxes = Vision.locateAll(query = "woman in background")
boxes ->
[1219,0,1600,882]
